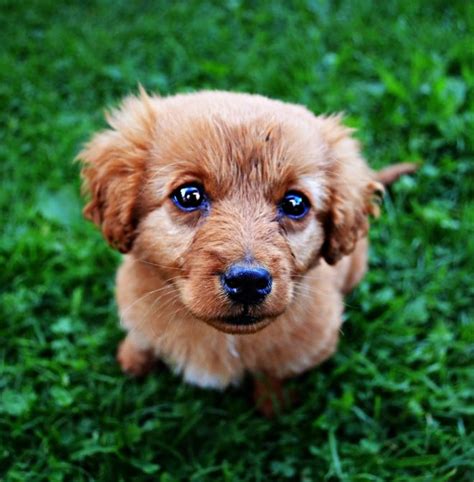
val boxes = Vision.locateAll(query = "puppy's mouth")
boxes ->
[193,305,277,334]
[207,314,272,334]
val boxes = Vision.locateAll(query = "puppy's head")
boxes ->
[79,90,382,334]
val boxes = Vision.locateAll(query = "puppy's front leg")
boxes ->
[117,334,155,377]
[253,374,290,417]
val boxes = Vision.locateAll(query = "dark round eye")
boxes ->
[279,191,310,219]
[172,184,206,211]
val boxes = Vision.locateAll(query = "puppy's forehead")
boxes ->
[149,96,330,202]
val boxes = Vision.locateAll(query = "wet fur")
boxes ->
[79,90,405,398]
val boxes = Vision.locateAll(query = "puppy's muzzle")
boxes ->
[221,264,272,305]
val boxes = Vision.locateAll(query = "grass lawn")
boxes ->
[1,1,473,480]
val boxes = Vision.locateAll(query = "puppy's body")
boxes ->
[79,90,413,403]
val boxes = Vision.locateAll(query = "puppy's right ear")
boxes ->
[77,90,157,253]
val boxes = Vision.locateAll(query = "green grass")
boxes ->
[1,1,473,480]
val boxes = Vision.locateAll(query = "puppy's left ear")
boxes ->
[77,89,157,253]
[318,116,384,265]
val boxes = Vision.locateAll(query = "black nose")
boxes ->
[221,265,272,305]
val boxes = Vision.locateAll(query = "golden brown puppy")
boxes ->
[79,89,415,415]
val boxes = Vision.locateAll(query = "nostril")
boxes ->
[225,277,240,289]
[221,264,272,305]
[255,277,269,290]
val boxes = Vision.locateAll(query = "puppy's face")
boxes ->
[79,91,381,334]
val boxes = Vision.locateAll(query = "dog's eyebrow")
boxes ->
[297,177,326,207]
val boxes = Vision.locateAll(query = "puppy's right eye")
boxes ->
[171,184,207,211]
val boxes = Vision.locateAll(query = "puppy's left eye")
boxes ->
[172,184,207,211]
[279,191,310,219]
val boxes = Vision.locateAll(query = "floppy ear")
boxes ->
[318,116,383,265]
[77,90,157,253]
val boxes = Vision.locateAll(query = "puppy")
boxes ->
[79,89,415,415]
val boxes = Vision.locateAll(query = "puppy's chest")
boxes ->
[226,334,240,359]
[155,310,341,389]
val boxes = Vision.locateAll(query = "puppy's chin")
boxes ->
[203,316,273,335]
[189,308,280,335]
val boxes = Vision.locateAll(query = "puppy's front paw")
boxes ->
[117,337,155,377]
[253,375,292,418]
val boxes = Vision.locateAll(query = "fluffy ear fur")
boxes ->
[318,116,383,265]
[78,89,157,253]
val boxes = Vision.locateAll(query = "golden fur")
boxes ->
[79,90,413,407]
